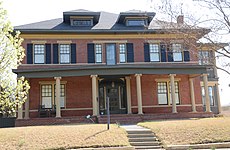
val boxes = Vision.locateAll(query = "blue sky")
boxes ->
[2,0,230,106]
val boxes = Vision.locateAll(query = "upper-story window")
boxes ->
[71,19,93,26]
[119,44,126,63]
[198,50,212,65]
[34,44,45,64]
[172,43,183,61]
[59,44,70,64]
[149,44,160,62]
[126,19,147,26]
[95,44,102,63]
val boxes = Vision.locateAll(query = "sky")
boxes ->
[1,0,230,106]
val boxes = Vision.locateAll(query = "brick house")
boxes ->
[14,10,221,121]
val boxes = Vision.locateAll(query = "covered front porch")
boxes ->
[15,64,220,121]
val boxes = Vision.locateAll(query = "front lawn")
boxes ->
[138,117,230,145]
[0,124,129,150]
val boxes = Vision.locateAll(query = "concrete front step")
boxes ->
[130,141,160,146]
[129,137,157,142]
[126,130,153,134]
[134,145,163,149]
[128,134,156,138]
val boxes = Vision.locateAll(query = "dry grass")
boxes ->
[0,124,129,150]
[139,117,230,145]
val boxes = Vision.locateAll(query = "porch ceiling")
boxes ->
[13,64,208,78]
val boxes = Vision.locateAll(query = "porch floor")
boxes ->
[16,112,214,127]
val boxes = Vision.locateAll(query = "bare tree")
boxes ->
[151,0,230,74]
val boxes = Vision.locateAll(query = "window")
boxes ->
[95,44,102,63]
[41,85,52,108]
[34,44,45,64]
[41,83,66,109]
[157,81,180,105]
[60,44,70,64]
[198,51,211,65]
[149,44,160,62]
[172,44,183,61]
[72,19,92,26]
[201,86,214,106]
[119,44,126,63]
[158,82,168,105]
[55,84,65,108]
[127,20,146,26]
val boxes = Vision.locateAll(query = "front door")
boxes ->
[99,79,127,115]
[107,86,120,113]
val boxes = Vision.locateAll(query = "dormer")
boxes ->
[63,9,100,27]
[117,10,156,27]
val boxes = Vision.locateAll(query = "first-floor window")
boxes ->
[149,44,160,62]
[34,44,45,64]
[172,43,183,61]
[41,84,66,108]
[41,85,52,108]
[157,81,180,105]
[95,44,102,63]
[119,44,126,63]
[201,86,214,106]
[60,44,70,63]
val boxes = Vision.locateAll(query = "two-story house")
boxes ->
[14,10,221,123]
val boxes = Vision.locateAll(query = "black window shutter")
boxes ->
[53,44,59,64]
[167,45,173,62]
[45,44,51,64]
[144,43,150,62]
[126,43,134,62]
[160,44,167,62]
[184,51,190,62]
[71,43,77,63]
[87,43,95,63]
[27,43,33,64]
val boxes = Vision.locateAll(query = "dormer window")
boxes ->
[71,19,93,26]
[126,19,147,26]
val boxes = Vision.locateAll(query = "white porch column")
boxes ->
[91,75,98,116]
[169,74,177,113]
[203,74,211,112]
[17,105,23,119]
[24,92,30,119]
[135,74,143,114]
[189,78,196,112]
[216,83,222,113]
[55,77,61,118]
[125,76,132,114]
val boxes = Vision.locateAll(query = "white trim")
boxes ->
[200,81,218,86]
[131,104,200,108]
[93,40,128,43]
[57,40,72,44]
[31,40,47,44]
[155,78,181,82]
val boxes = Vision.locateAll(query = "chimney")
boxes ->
[177,15,184,24]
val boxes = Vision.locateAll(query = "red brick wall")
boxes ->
[28,74,203,118]
[21,38,199,64]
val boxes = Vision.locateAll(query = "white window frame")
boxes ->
[149,43,160,62]
[95,44,102,63]
[157,81,180,105]
[172,43,183,61]
[59,44,70,64]
[119,44,126,63]
[34,44,45,64]
[201,86,215,106]
[40,82,67,109]
[198,50,211,65]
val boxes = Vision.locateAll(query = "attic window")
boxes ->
[71,19,93,26]
[126,19,147,26]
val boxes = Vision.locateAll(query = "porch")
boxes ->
[16,112,214,127]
